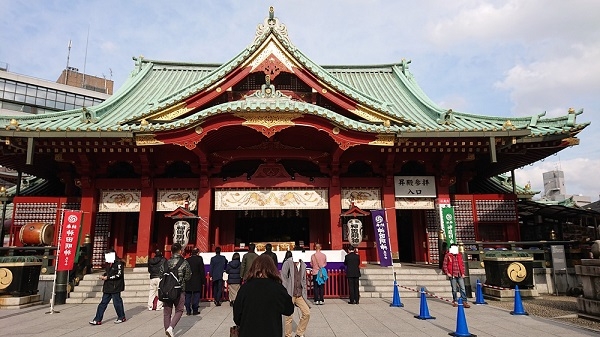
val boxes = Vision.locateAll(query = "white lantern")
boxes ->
[173,220,190,247]
[346,218,363,247]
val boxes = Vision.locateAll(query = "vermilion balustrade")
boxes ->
[200,269,349,301]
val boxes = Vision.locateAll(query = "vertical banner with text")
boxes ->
[56,210,83,271]
[441,206,457,247]
[371,209,393,267]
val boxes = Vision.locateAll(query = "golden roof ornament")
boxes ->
[140,119,149,126]
[9,118,18,127]
[568,107,575,114]
[503,120,513,128]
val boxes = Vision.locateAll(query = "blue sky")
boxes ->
[1,0,599,200]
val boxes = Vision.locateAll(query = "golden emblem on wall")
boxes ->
[507,262,527,283]
[0,267,13,290]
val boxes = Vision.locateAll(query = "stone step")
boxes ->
[68,266,458,304]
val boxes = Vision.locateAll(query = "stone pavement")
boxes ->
[0,297,598,337]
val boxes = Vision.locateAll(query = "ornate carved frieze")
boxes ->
[215,188,328,210]
[341,188,382,210]
[369,134,395,146]
[99,190,141,212]
[157,189,198,211]
[235,111,301,129]
[135,134,164,146]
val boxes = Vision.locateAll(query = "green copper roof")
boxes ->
[0,9,590,140]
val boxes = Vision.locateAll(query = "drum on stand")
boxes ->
[19,222,55,246]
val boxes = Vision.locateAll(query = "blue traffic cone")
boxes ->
[390,280,404,307]
[414,287,435,320]
[474,279,487,305]
[449,298,476,337]
[510,285,528,315]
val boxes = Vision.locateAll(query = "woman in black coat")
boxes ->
[226,252,241,307]
[233,255,294,337]
[185,248,206,315]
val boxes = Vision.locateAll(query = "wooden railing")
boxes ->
[200,268,349,301]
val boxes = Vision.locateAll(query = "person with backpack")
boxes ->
[184,247,205,315]
[147,249,166,311]
[209,246,227,306]
[160,243,191,337]
[89,249,126,325]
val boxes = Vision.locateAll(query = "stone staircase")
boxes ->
[66,264,455,304]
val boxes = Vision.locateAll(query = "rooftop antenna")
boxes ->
[82,24,90,89]
[65,39,72,85]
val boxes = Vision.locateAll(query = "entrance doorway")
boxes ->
[397,210,415,262]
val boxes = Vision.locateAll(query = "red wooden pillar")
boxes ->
[136,185,155,266]
[79,178,97,239]
[382,183,399,261]
[197,185,211,253]
[329,180,342,250]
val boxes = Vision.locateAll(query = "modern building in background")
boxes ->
[0,64,112,116]
[542,169,591,207]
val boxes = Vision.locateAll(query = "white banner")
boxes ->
[99,190,141,212]
[157,189,198,211]
[214,188,329,210]
[394,176,436,197]
[395,198,436,209]
[341,188,382,209]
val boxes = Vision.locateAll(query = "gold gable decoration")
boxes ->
[235,111,301,128]
[369,134,395,146]
[148,102,190,121]
[136,134,163,146]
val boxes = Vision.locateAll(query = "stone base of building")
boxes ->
[483,287,539,301]
[0,294,43,309]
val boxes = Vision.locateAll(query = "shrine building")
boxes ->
[0,8,589,268]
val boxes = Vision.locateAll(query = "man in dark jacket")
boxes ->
[240,243,258,281]
[148,249,166,310]
[209,246,228,306]
[161,243,192,337]
[89,249,126,325]
[185,247,205,315]
[344,247,361,304]
[261,243,278,268]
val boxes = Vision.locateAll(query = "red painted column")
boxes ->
[136,185,155,266]
[197,185,211,253]
[329,178,342,250]
[79,178,97,240]
[382,183,399,261]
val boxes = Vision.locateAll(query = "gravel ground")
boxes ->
[486,295,600,332]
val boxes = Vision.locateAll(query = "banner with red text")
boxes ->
[56,210,83,271]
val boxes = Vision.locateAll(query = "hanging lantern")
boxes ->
[346,218,363,247]
[173,220,190,247]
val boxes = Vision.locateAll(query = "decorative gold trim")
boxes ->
[195,126,203,134]
[151,102,190,121]
[332,127,340,135]
[369,134,395,146]
[135,134,164,146]
[235,111,301,128]
[136,255,149,265]
[562,137,579,146]
[350,108,383,122]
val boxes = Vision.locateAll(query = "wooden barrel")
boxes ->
[19,222,54,246]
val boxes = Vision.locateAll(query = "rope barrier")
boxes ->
[482,283,511,291]
[397,284,454,304]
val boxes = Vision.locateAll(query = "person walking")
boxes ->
[147,249,166,311]
[184,247,205,315]
[89,249,126,325]
[233,254,294,337]
[240,243,258,281]
[344,247,361,304]
[281,250,311,337]
[310,243,327,305]
[225,252,241,307]
[161,243,192,337]
[442,244,471,308]
[209,246,228,306]
[261,243,278,268]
